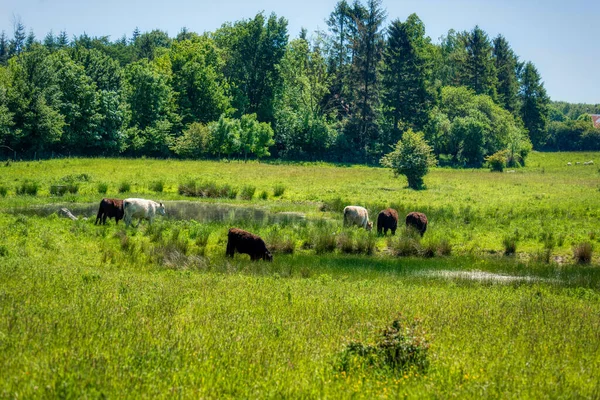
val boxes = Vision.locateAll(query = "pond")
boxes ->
[5,201,307,225]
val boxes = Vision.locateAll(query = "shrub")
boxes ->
[16,180,39,196]
[0,185,7,197]
[391,229,422,257]
[259,190,268,200]
[97,182,108,194]
[485,150,508,172]
[240,185,256,200]
[338,232,355,254]
[319,197,345,213]
[573,242,593,264]
[118,181,131,193]
[502,234,518,255]
[273,184,286,197]
[50,185,68,196]
[437,239,452,256]
[314,230,337,255]
[178,180,197,196]
[338,315,430,373]
[380,129,437,189]
[354,232,376,255]
[149,180,164,193]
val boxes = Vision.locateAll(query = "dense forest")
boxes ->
[0,0,598,164]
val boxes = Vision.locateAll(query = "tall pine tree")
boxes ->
[346,0,385,161]
[493,35,519,114]
[381,13,433,141]
[460,26,497,99]
[520,61,549,148]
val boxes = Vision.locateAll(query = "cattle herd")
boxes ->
[94,198,427,262]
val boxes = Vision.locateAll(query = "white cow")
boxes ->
[123,198,166,227]
[343,206,373,231]
[583,160,594,165]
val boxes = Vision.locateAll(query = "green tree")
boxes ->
[170,122,211,158]
[459,26,497,99]
[345,0,386,161]
[208,115,240,159]
[123,58,177,156]
[381,14,433,142]
[214,12,288,124]
[380,129,437,189]
[9,20,26,57]
[134,30,171,61]
[4,44,64,155]
[50,50,102,153]
[274,37,334,159]
[0,31,8,65]
[493,35,519,114]
[170,37,231,125]
[519,61,549,148]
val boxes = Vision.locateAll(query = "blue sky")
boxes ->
[1,0,598,104]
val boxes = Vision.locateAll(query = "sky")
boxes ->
[1,0,598,104]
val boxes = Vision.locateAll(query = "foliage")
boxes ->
[486,150,508,172]
[339,314,430,372]
[381,129,437,189]
[573,242,593,264]
[520,62,550,148]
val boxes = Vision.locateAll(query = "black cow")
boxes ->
[405,212,428,237]
[226,228,273,261]
[377,208,399,236]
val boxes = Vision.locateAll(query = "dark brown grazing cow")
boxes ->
[377,208,399,236]
[95,198,124,225]
[405,212,428,237]
[226,228,273,262]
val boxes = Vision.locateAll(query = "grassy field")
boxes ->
[1,152,599,398]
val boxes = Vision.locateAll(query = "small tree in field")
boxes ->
[381,129,437,189]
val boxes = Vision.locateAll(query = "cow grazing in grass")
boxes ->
[377,208,399,236]
[95,198,124,225]
[343,206,373,231]
[123,198,166,227]
[406,212,428,237]
[226,228,273,261]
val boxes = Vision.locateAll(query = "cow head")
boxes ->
[157,202,166,216]
[264,250,273,262]
[366,221,373,231]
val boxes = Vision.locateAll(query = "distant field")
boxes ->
[0,152,599,398]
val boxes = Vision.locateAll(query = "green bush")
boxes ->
[502,234,518,255]
[380,129,437,189]
[0,185,7,197]
[118,181,131,193]
[486,150,508,172]
[259,190,268,200]
[273,184,286,197]
[573,242,593,264]
[338,315,430,373]
[97,182,108,194]
[240,185,256,200]
[149,180,164,193]
[16,180,39,196]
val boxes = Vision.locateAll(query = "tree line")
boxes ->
[1,0,598,164]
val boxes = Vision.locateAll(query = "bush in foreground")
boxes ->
[338,314,430,373]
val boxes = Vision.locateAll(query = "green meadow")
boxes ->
[1,152,599,398]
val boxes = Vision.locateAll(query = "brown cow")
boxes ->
[95,198,124,225]
[226,228,273,261]
[405,212,428,237]
[377,208,399,236]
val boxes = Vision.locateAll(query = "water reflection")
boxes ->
[5,201,306,225]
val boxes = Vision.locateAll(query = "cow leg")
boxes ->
[226,241,235,258]
[95,210,102,225]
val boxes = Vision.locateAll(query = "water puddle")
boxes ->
[421,270,549,283]
[4,201,306,225]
